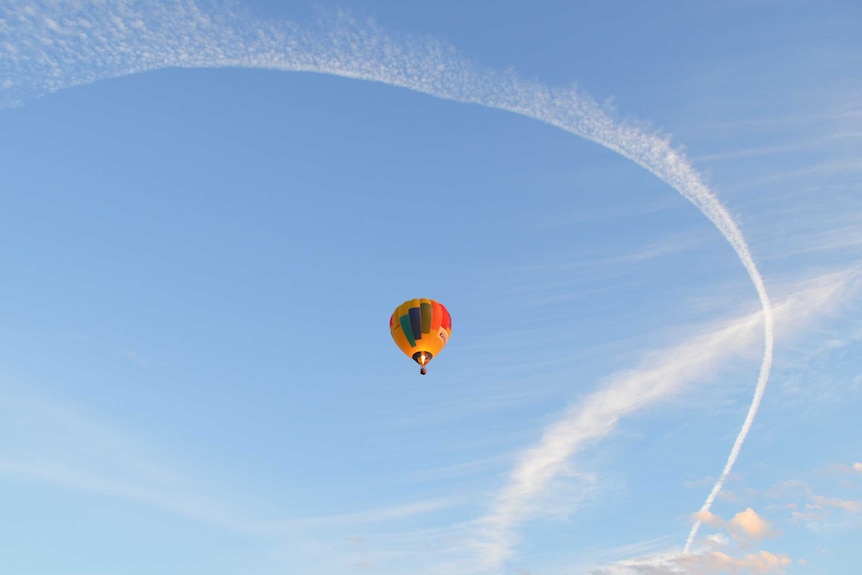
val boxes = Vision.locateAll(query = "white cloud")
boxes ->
[704,534,729,549]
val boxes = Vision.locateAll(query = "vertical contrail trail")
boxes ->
[2,0,773,562]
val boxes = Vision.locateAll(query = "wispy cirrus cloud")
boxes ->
[0,393,257,530]
[14,2,862,571]
[0,455,247,528]
[0,390,480,568]
[3,8,778,520]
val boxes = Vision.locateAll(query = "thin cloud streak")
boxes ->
[0,456,256,532]
[5,0,774,567]
[0,401,471,540]
[258,496,463,531]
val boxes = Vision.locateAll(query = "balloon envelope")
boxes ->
[390,298,452,374]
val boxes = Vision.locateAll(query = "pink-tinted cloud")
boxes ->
[729,508,774,541]
[690,508,774,542]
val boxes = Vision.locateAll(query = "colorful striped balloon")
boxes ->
[390,298,452,375]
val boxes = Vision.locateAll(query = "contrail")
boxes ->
[2,0,773,564]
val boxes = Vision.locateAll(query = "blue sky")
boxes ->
[1,1,861,574]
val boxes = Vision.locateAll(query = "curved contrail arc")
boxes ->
[2,0,773,563]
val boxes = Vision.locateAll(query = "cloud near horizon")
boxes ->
[591,507,785,574]
[471,269,855,567]
[591,549,791,575]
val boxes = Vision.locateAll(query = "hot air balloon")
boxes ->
[390,298,452,375]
